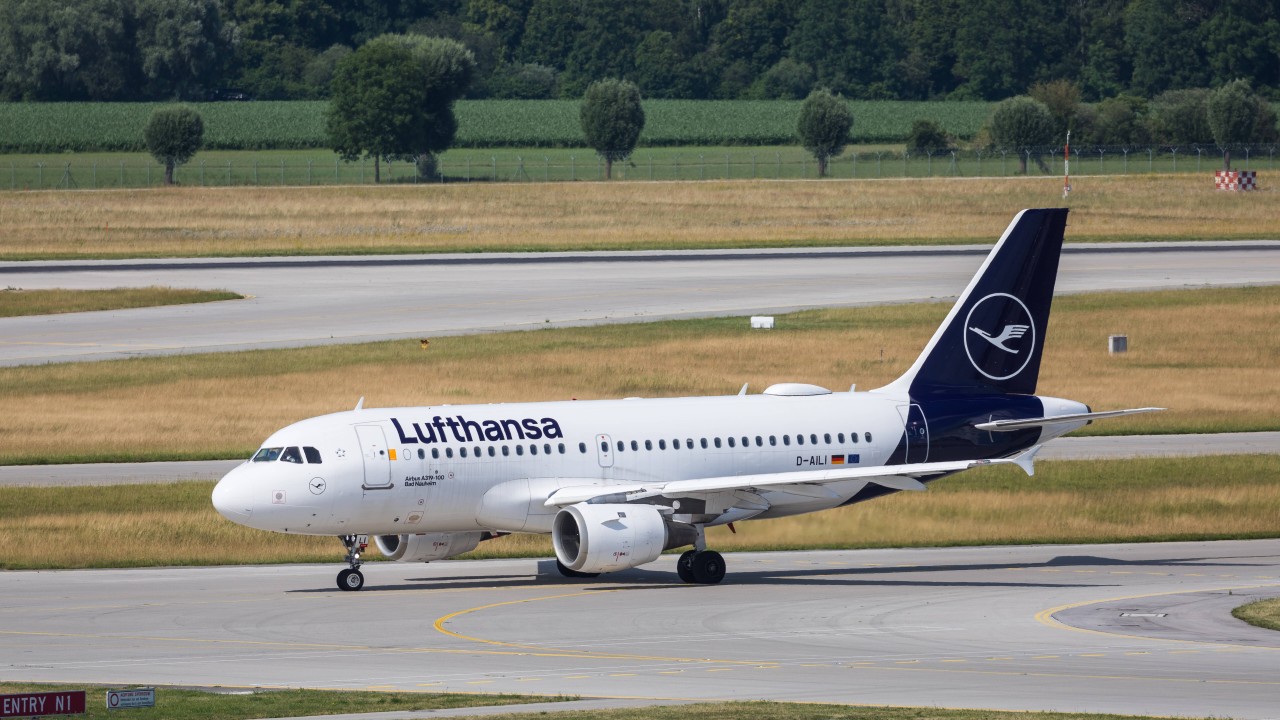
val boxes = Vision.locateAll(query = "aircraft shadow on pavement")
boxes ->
[287,552,1274,593]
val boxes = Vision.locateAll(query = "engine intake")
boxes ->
[552,503,696,574]
[375,532,483,562]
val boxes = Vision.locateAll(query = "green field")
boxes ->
[0,100,992,153]
[1232,598,1280,632]
[2,143,1268,190]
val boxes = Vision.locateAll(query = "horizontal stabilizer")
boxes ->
[974,407,1164,432]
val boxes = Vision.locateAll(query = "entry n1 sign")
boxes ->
[0,691,86,717]
[106,689,155,710]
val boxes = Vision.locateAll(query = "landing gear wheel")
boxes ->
[337,568,365,591]
[556,559,600,579]
[690,550,726,585]
[676,550,697,583]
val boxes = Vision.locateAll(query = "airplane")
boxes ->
[212,208,1161,591]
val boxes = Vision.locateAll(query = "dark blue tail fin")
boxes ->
[882,208,1068,396]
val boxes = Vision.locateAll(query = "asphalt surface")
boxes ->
[2,241,1279,366]
[2,432,1275,487]
[4,541,1279,718]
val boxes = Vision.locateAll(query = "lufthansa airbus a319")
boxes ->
[213,208,1160,590]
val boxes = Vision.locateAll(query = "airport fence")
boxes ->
[5,144,1279,190]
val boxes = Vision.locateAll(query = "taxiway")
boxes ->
[2,242,1278,366]
[4,541,1279,718]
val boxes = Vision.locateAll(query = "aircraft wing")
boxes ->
[973,407,1163,432]
[543,457,1020,508]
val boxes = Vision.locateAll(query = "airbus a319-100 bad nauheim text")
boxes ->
[213,208,1160,591]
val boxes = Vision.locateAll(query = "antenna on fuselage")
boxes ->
[354,397,365,411]
[738,383,749,396]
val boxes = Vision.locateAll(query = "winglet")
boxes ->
[1012,445,1041,477]
[354,396,365,411]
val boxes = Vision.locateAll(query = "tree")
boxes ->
[1145,88,1212,145]
[367,34,476,176]
[1029,79,1081,137]
[144,105,204,185]
[580,78,645,179]
[135,0,236,99]
[796,87,852,177]
[987,96,1055,173]
[326,41,430,183]
[1207,79,1277,171]
[906,119,950,153]
[0,0,137,100]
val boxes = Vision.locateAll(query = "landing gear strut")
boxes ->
[337,534,367,591]
[676,525,726,585]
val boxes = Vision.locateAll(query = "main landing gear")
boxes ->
[676,524,726,585]
[337,534,367,591]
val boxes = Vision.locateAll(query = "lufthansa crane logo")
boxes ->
[963,293,1035,381]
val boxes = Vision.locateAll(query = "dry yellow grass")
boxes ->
[3,456,1275,569]
[1,175,1277,259]
[0,286,240,317]
[0,286,1275,465]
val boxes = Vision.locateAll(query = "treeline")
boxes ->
[1,0,1277,103]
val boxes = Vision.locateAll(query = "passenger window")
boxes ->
[304,447,323,464]
[544,443,552,454]
[824,433,831,444]
[530,444,538,456]
[516,445,524,456]
[659,439,667,450]
[727,437,735,448]
[741,436,749,447]
[700,438,708,449]
[756,436,763,447]
[601,441,608,452]
[579,442,587,453]
[838,433,845,443]
[281,447,303,464]
[811,434,818,444]
[865,432,873,443]
[630,440,638,451]
[714,437,722,448]
[796,435,805,446]
[445,448,454,459]
[851,433,859,444]
[254,447,283,462]
[460,448,468,458]
[769,435,776,446]
[558,443,565,454]
[686,438,693,448]
[617,441,624,452]
[673,439,681,449]
[488,446,496,457]
[645,440,653,451]
[432,448,440,459]
[502,446,510,456]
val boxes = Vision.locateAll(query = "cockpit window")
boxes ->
[281,447,303,464]
[253,447,283,462]
[304,447,322,464]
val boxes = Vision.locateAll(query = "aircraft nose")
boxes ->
[212,466,253,523]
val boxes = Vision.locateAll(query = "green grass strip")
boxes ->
[1232,598,1280,632]
[0,684,562,720]
[0,287,242,317]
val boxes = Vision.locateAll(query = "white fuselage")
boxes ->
[212,387,920,537]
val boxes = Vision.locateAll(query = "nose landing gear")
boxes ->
[337,534,368,591]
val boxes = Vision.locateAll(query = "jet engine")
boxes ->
[374,532,483,562]
[552,503,696,574]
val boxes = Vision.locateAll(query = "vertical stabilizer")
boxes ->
[881,208,1068,396]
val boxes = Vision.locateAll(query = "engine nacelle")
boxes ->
[375,532,483,562]
[552,503,696,574]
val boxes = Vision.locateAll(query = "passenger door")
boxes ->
[355,425,393,489]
